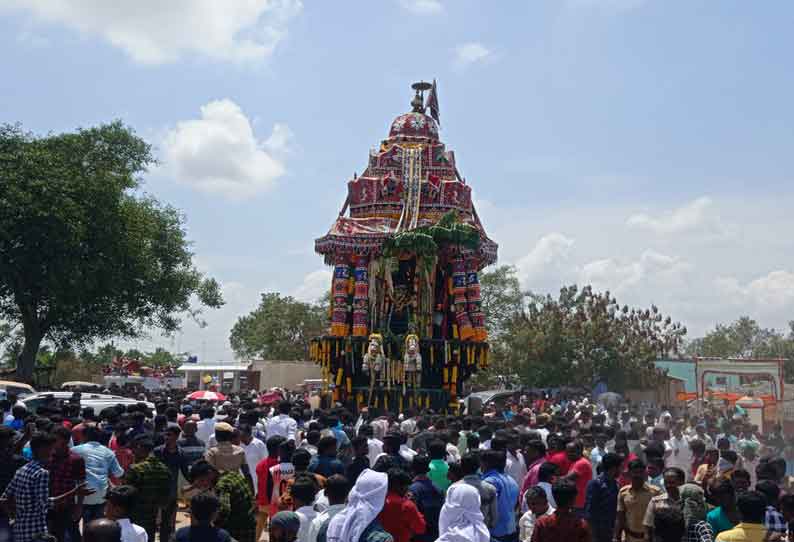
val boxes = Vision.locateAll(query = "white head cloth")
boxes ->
[437,483,490,542]
[326,469,387,542]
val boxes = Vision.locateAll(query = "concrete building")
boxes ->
[176,360,322,392]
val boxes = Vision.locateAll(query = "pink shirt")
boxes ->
[521,457,546,507]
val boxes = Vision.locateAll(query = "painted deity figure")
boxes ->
[403,334,422,395]
[362,333,385,405]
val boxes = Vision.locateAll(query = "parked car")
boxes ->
[0,381,36,400]
[22,392,155,414]
[61,381,103,392]
[461,389,516,415]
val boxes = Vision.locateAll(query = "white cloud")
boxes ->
[292,269,331,303]
[399,0,443,15]
[162,99,290,199]
[1,0,302,64]
[515,233,574,287]
[453,42,492,68]
[627,196,722,235]
[579,250,690,293]
[264,123,294,158]
[716,271,794,308]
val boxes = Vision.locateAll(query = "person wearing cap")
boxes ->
[123,434,172,542]
[205,422,253,489]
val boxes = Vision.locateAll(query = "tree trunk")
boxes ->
[16,328,42,384]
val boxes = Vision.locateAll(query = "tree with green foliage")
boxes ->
[230,292,327,361]
[479,265,524,340]
[0,122,223,382]
[477,266,686,391]
[687,317,794,380]
[78,343,123,367]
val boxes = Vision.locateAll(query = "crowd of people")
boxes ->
[0,388,793,542]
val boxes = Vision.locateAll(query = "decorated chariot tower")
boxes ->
[309,81,498,411]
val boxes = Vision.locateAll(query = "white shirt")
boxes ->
[295,504,319,542]
[400,444,418,464]
[400,418,417,435]
[196,418,216,445]
[118,518,148,542]
[367,438,383,466]
[506,450,527,488]
[667,435,693,474]
[241,437,268,496]
[307,504,345,542]
[519,506,554,542]
[267,414,298,441]
[446,443,461,464]
[690,433,714,446]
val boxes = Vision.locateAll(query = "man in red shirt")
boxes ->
[546,434,571,476]
[255,435,286,542]
[379,468,426,542]
[531,479,591,542]
[564,441,592,516]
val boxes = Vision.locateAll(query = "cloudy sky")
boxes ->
[2,0,794,361]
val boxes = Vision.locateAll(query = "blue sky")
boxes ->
[2,0,794,361]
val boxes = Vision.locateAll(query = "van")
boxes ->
[22,392,155,415]
[0,381,36,400]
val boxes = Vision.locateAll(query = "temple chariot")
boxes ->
[309,81,498,412]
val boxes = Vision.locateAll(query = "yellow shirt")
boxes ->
[715,522,768,542]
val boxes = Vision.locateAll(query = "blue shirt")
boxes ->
[584,473,619,535]
[308,455,345,478]
[4,419,23,431]
[409,478,443,542]
[71,441,124,505]
[482,469,519,537]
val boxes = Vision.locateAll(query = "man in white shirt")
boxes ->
[195,407,217,445]
[105,485,148,542]
[667,420,693,476]
[267,402,298,441]
[399,413,417,436]
[519,486,555,542]
[240,424,268,497]
[359,424,383,466]
[506,445,527,488]
[690,423,714,447]
[291,477,319,542]
[307,475,348,542]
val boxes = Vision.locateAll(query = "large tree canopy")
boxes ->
[478,267,686,391]
[230,292,327,361]
[687,317,794,379]
[0,122,223,381]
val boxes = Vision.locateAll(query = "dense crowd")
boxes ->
[0,389,792,542]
